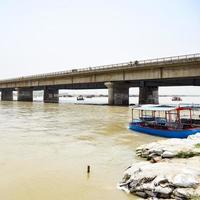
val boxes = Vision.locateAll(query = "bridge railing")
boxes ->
[138,53,200,65]
[35,52,200,75]
[0,53,200,82]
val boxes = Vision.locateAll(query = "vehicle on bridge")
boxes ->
[77,95,84,101]
[172,96,182,101]
[129,105,200,138]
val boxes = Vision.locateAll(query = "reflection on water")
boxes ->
[0,100,163,200]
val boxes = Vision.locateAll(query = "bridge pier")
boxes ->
[17,88,33,101]
[1,89,13,101]
[139,86,159,104]
[44,87,59,103]
[105,82,129,105]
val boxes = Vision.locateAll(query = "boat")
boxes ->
[77,95,84,101]
[85,95,94,98]
[172,96,182,101]
[129,104,200,138]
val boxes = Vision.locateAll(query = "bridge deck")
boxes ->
[0,53,200,83]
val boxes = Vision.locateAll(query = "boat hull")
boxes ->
[129,123,200,138]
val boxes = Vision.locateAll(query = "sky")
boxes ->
[0,0,200,94]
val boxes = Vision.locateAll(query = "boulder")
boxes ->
[162,151,176,158]
[173,188,195,199]
[171,173,199,188]
[118,134,200,199]
[136,136,200,160]
[118,157,200,199]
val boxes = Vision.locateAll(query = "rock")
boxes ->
[136,136,200,160]
[162,151,176,158]
[117,184,130,193]
[145,190,155,197]
[142,182,155,191]
[118,158,200,199]
[173,188,195,199]
[150,156,162,163]
[122,173,131,183]
[154,186,173,195]
[193,185,200,198]
[129,180,139,190]
[157,193,170,199]
[171,173,199,188]
[153,176,170,188]
[135,191,148,198]
[142,152,150,158]
[149,149,164,155]
[118,133,200,199]
[149,153,159,159]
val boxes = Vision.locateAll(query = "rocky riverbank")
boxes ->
[118,134,200,199]
[136,133,200,161]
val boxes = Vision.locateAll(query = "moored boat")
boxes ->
[129,105,200,138]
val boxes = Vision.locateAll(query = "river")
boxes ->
[0,96,199,200]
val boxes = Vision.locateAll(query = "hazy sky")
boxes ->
[1,0,200,96]
[1,0,199,79]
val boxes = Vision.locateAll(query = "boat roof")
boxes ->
[133,105,177,111]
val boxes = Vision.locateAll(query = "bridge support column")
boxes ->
[44,87,59,103]
[1,89,13,101]
[105,82,129,105]
[17,88,33,102]
[139,86,159,104]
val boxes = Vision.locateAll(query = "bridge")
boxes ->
[0,53,200,105]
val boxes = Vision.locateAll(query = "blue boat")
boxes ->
[129,105,200,138]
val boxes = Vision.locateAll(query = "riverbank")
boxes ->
[118,134,200,199]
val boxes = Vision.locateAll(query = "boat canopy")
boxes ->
[133,105,177,112]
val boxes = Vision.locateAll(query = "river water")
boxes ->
[0,96,199,200]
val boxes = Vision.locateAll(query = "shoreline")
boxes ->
[118,134,200,199]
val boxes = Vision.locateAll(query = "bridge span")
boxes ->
[0,53,200,105]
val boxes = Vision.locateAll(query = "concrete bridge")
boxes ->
[0,53,200,105]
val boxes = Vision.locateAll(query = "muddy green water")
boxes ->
[0,101,159,200]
